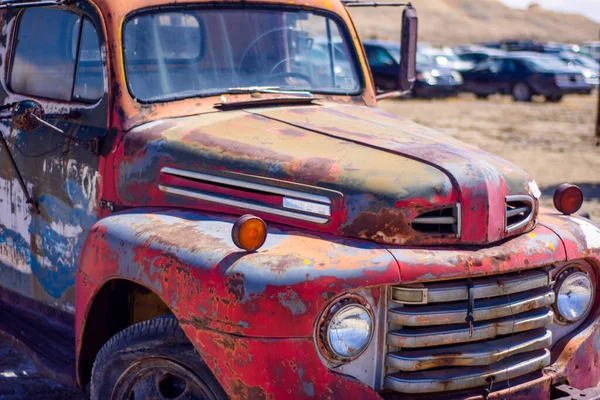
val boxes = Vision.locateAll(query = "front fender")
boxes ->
[538,209,600,262]
[76,208,400,341]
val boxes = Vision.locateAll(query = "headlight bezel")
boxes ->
[553,266,595,325]
[318,296,374,363]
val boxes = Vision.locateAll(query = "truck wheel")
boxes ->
[90,316,226,400]
[512,82,532,102]
[475,93,489,99]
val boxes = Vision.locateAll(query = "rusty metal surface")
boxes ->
[0,0,597,398]
[115,104,540,247]
[554,384,600,400]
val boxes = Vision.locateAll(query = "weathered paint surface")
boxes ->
[115,104,537,247]
[0,0,598,398]
[0,2,108,313]
[77,210,400,338]
[75,208,600,399]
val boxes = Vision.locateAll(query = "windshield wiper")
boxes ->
[224,86,314,97]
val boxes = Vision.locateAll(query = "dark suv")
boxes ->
[461,53,591,102]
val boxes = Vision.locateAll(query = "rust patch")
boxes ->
[343,208,415,245]
[229,378,268,400]
[226,273,245,303]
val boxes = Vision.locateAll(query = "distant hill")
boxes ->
[348,0,600,46]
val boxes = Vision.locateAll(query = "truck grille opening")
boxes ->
[384,268,553,395]
[505,195,535,233]
[411,205,460,236]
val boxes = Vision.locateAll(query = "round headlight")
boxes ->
[325,303,373,360]
[555,270,593,323]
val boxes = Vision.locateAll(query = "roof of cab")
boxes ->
[91,0,346,19]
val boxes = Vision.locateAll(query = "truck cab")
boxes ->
[0,0,599,399]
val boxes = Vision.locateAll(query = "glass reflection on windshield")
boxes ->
[124,9,362,102]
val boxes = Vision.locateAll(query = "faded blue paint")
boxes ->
[28,180,96,298]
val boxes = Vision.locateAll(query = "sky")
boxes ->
[499,0,600,23]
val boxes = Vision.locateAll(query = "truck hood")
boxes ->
[116,104,539,246]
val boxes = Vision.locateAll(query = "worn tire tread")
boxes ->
[90,316,223,400]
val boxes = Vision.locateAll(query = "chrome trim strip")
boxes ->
[282,197,331,217]
[161,167,332,205]
[505,195,535,233]
[391,269,550,304]
[386,328,551,372]
[159,185,329,224]
[455,202,462,238]
[506,206,530,219]
[387,308,553,348]
[411,216,456,225]
[384,349,550,393]
[388,288,554,326]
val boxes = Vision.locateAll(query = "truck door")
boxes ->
[0,6,107,314]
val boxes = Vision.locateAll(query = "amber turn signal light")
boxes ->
[232,214,267,252]
[553,184,583,215]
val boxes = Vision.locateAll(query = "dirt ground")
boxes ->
[381,92,600,221]
[0,93,598,399]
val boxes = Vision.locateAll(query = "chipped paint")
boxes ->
[0,1,597,399]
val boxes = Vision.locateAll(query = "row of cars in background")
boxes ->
[364,39,600,101]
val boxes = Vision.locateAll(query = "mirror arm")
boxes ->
[29,114,100,155]
[0,128,39,214]
[376,90,407,101]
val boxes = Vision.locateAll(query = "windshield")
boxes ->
[123,8,362,102]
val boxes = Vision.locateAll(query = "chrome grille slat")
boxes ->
[384,349,550,394]
[388,287,554,326]
[505,195,535,233]
[391,268,550,304]
[506,206,530,219]
[387,308,553,348]
[386,328,551,372]
[385,267,554,395]
[411,204,461,237]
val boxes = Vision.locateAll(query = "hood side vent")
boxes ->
[411,204,461,237]
[158,167,341,224]
[505,195,535,233]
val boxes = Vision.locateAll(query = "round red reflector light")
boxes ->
[232,214,267,252]
[553,184,583,215]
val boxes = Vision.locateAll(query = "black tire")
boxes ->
[475,93,489,99]
[545,94,563,103]
[90,316,227,400]
[512,82,532,102]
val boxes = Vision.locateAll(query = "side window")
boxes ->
[501,60,517,73]
[73,18,104,102]
[10,8,104,102]
[10,8,79,100]
[489,60,503,73]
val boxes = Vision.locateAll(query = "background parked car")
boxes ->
[455,47,506,65]
[555,52,600,89]
[581,41,600,61]
[419,47,474,72]
[461,53,591,102]
[364,40,462,98]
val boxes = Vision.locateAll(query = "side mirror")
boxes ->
[398,6,418,91]
[12,100,45,131]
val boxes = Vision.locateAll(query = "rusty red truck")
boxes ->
[0,0,599,399]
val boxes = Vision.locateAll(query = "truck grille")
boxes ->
[384,268,553,394]
[505,195,535,233]
[412,204,461,237]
